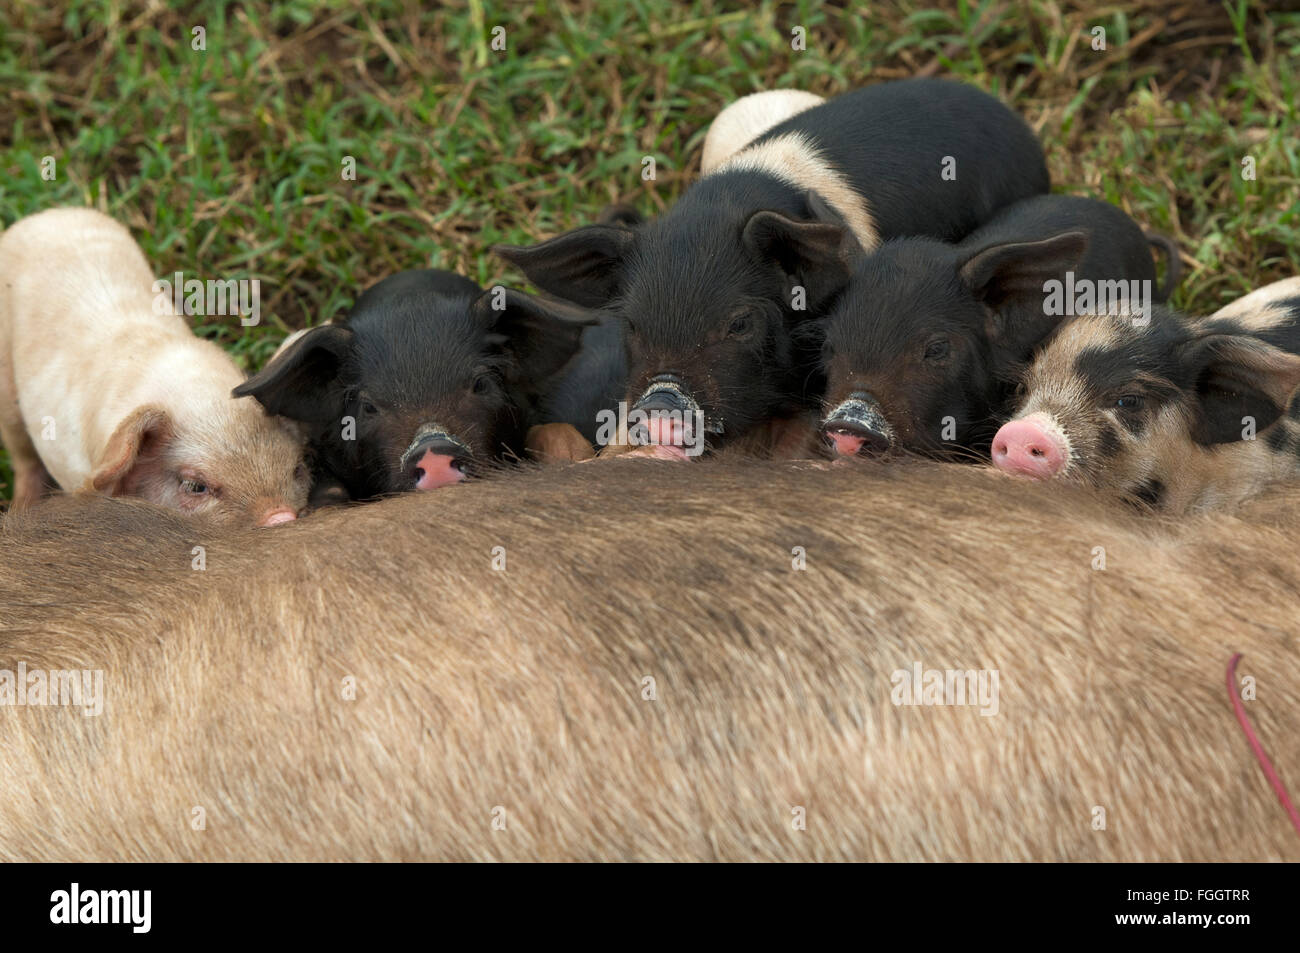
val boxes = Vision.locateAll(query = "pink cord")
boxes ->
[1226,653,1300,838]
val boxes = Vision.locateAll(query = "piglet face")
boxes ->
[495,200,853,454]
[91,405,310,525]
[334,341,509,496]
[233,270,592,500]
[820,243,995,458]
[620,282,790,452]
[994,309,1300,508]
[820,231,1089,458]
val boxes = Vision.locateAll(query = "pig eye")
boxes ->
[472,374,492,395]
[923,338,950,362]
[727,314,754,338]
[358,398,378,416]
[180,478,210,496]
[1115,394,1144,411]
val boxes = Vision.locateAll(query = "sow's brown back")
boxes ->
[0,460,1296,861]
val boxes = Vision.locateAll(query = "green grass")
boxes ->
[1,0,1298,499]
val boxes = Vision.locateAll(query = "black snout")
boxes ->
[822,417,891,455]
[822,392,893,456]
[633,375,691,414]
[635,390,690,414]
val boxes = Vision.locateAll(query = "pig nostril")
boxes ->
[861,432,889,455]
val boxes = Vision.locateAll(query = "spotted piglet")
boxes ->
[991,278,1300,512]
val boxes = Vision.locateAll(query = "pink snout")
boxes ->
[413,449,467,490]
[991,415,1068,479]
[826,431,866,456]
[643,413,690,448]
[258,507,298,527]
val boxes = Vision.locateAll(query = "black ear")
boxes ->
[471,286,598,389]
[595,203,645,229]
[493,225,634,308]
[959,230,1089,302]
[232,324,354,423]
[960,230,1089,351]
[805,190,868,259]
[1178,334,1300,445]
[742,208,851,313]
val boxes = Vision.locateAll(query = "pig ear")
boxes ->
[960,230,1089,348]
[595,203,645,229]
[960,230,1089,301]
[232,324,355,424]
[1179,334,1300,445]
[90,406,174,496]
[742,209,851,312]
[471,286,598,385]
[493,226,634,308]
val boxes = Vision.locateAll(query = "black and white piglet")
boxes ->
[820,194,1180,457]
[496,79,1052,456]
[991,277,1300,512]
[234,270,592,501]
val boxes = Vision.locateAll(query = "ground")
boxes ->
[1,0,1297,499]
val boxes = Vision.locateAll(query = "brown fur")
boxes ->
[1,461,1297,861]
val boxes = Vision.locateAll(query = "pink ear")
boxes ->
[90,406,174,496]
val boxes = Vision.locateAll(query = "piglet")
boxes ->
[820,194,1180,458]
[233,269,594,501]
[990,279,1300,512]
[0,207,308,525]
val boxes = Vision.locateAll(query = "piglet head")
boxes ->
[495,193,854,455]
[234,270,593,500]
[996,308,1300,508]
[90,404,310,526]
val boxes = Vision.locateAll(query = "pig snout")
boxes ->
[411,449,468,490]
[401,428,472,491]
[822,393,892,456]
[258,507,299,527]
[632,376,699,449]
[991,414,1068,479]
